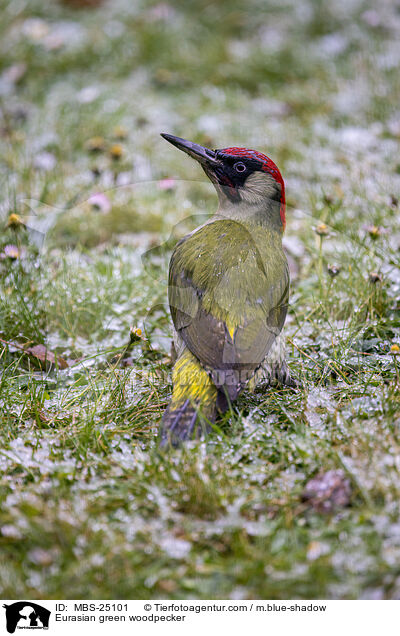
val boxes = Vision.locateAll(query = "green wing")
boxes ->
[168,219,289,400]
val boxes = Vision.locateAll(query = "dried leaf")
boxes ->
[0,337,69,370]
[25,344,69,369]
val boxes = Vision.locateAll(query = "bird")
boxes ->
[159,133,296,447]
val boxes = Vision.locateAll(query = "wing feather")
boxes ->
[168,219,288,399]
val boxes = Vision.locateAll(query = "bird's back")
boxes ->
[168,218,289,400]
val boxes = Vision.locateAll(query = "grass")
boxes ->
[1,0,400,599]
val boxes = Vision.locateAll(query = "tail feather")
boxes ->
[159,348,217,448]
[160,399,215,448]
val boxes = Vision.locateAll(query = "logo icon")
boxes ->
[3,602,50,634]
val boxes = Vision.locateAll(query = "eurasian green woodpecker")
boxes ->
[160,133,296,447]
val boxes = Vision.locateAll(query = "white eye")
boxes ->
[234,162,246,173]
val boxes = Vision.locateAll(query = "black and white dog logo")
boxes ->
[3,602,50,634]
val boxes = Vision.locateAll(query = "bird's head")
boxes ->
[161,133,286,229]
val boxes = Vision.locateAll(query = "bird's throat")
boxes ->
[215,197,284,232]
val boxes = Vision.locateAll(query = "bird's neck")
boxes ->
[214,197,284,233]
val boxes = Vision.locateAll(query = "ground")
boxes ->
[1,0,400,599]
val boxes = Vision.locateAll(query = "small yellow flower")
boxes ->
[390,344,400,354]
[366,225,381,240]
[112,126,128,140]
[5,213,24,230]
[109,144,124,160]
[130,327,142,343]
[200,134,214,148]
[4,244,20,259]
[13,131,25,143]
[155,68,172,84]
[84,136,105,152]
[315,223,329,236]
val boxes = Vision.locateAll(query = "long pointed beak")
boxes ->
[161,133,218,166]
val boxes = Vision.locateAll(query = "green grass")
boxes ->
[1,0,400,600]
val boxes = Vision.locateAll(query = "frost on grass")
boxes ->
[1,0,400,600]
